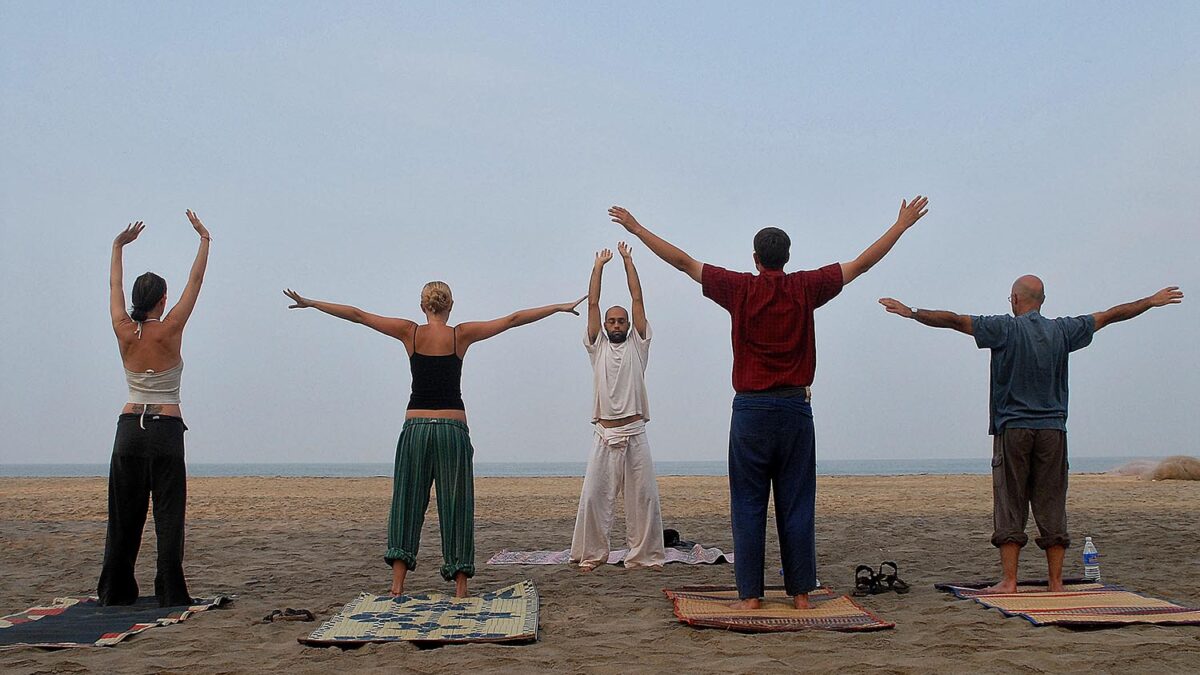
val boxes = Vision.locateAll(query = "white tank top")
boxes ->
[125,361,183,405]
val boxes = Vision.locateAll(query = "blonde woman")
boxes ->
[284,283,583,597]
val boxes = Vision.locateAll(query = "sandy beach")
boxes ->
[1,474,1198,673]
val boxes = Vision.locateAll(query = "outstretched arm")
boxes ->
[619,242,647,338]
[609,206,703,283]
[283,289,416,343]
[588,249,612,343]
[1092,287,1183,331]
[163,210,211,330]
[879,297,973,335]
[841,196,928,285]
[457,296,585,349]
[110,221,145,328]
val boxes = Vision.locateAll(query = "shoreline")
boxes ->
[0,454,1156,478]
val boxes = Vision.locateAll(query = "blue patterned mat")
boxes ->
[299,580,539,646]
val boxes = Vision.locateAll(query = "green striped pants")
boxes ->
[385,418,475,580]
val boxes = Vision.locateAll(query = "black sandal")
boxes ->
[852,564,877,596]
[281,608,316,621]
[262,607,316,622]
[878,561,911,594]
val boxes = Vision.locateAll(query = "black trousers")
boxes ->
[97,414,192,607]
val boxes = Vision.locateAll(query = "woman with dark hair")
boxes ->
[284,282,583,597]
[100,210,210,607]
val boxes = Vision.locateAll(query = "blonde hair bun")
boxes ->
[421,281,453,314]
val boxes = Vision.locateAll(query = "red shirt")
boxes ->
[701,263,844,392]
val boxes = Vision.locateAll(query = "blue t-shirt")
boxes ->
[972,311,1096,435]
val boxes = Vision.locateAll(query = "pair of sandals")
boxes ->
[853,561,911,596]
[262,607,316,623]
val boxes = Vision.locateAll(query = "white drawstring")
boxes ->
[133,317,161,340]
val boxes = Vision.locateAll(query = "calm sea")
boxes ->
[0,456,1150,478]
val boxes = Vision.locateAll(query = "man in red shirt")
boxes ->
[610,197,929,608]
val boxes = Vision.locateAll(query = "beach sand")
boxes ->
[1,474,1198,673]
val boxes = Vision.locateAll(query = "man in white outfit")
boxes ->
[570,242,666,570]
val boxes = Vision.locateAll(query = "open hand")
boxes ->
[896,195,929,229]
[186,210,211,240]
[560,296,587,315]
[595,248,613,266]
[284,289,313,309]
[114,221,145,247]
[878,297,913,317]
[617,241,633,259]
[608,206,641,233]
[1149,286,1184,307]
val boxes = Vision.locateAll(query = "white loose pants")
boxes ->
[570,421,666,568]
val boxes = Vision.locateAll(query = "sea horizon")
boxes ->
[0,455,1155,478]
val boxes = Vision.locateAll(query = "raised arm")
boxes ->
[609,206,703,283]
[163,210,211,330]
[879,297,973,335]
[618,242,647,338]
[110,221,145,328]
[283,289,416,343]
[840,196,928,285]
[1091,287,1183,331]
[457,296,585,350]
[588,249,612,343]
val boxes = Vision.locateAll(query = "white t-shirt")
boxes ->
[585,322,651,423]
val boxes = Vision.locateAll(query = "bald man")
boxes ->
[880,278,1183,592]
[570,243,665,570]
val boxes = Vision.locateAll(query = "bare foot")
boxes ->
[792,593,811,610]
[728,598,761,610]
[389,561,408,596]
[454,572,469,598]
[982,580,1018,594]
[1046,581,1066,593]
[577,563,598,573]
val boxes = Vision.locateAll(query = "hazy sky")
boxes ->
[1,2,1196,465]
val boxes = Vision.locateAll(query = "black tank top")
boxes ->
[407,325,465,410]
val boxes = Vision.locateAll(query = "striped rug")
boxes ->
[937,581,1200,627]
[299,580,539,646]
[664,586,894,633]
[0,596,229,649]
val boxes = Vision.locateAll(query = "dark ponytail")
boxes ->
[130,272,166,322]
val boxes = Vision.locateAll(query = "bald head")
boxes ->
[1010,275,1045,314]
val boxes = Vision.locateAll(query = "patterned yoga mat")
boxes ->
[937,581,1200,627]
[0,596,229,649]
[299,580,539,646]
[487,545,733,565]
[664,586,894,633]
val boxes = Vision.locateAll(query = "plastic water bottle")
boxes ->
[1082,537,1101,582]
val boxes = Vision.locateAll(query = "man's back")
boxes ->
[972,311,1095,434]
[701,263,843,391]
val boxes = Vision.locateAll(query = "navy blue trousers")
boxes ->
[728,394,817,599]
